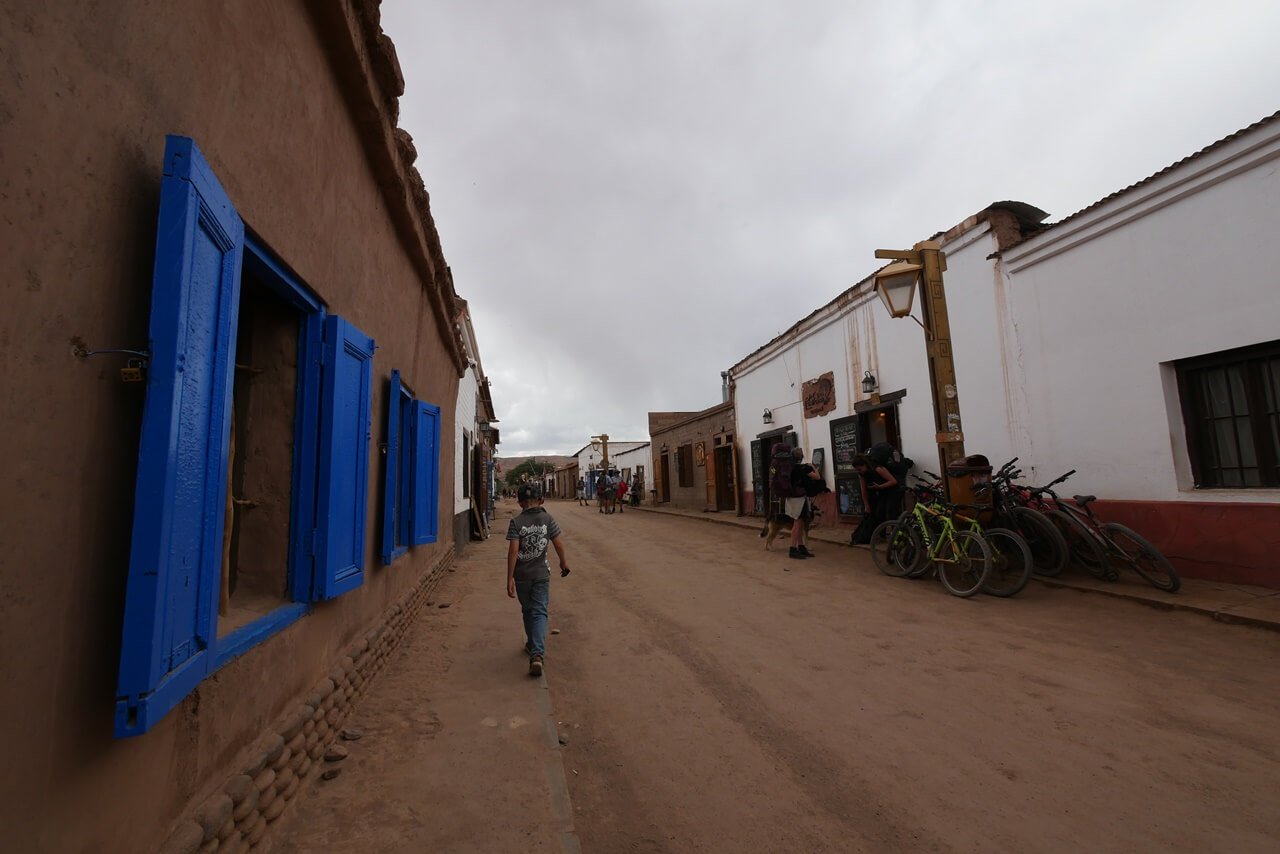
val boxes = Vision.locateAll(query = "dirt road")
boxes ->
[276,499,1280,853]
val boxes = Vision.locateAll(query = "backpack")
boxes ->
[769,442,798,498]
[867,442,913,482]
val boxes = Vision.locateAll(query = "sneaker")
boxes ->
[524,639,532,655]
[789,547,806,560]
[798,545,815,557]
[529,655,543,677]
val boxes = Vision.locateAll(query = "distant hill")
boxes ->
[495,455,574,474]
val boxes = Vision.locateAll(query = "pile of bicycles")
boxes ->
[870,458,1180,597]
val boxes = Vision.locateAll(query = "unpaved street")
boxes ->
[550,501,1280,852]
[276,499,1280,853]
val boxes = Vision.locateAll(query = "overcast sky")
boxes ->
[381,0,1280,457]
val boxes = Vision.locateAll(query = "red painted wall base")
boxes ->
[1093,499,1279,589]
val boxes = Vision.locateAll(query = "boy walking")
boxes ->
[506,484,569,676]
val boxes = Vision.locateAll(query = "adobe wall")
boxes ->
[651,405,735,511]
[0,1,461,850]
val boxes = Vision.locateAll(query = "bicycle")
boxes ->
[984,459,1070,578]
[871,489,991,598]
[905,475,1032,597]
[1024,473,1181,593]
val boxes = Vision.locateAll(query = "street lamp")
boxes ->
[873,240,966,499]
[873,261,923,318]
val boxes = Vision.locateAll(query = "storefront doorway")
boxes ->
[830,391,905,521]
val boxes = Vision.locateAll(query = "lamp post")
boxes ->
[591,433,610,473]
[873,240,965,499]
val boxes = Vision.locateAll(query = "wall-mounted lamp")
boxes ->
[762,408,773,424]
[862,371,878,394]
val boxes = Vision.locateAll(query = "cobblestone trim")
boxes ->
[158,554,453,854]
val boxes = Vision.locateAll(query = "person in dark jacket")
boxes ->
[849,453,904,544]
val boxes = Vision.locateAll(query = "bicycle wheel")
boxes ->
[981,528,1033,597]
[1102,523,1181,593]
[1010,506,1068,577]
[936,530,991,598]
[903,515,934,578]
[870,520,911,578]
[1046,509,1108,578]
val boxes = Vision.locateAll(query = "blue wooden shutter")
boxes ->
[381,370,404,565]
[411,401,441,544]
[115,136,244,737]
[314,315,375,599]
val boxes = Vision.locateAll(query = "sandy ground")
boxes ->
[275,498,1280,853]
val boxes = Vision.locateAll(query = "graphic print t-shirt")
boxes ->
[506,507,562,581]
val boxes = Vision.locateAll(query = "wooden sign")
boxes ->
[802,371,836,418]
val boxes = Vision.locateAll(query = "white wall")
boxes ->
[730,117,1280,510]
[454,366,478,515]
[612,443,653,496]
[574,441,647,477]
[1000,121,1280,503]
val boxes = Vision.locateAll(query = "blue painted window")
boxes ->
[115,136,376,737]
[381,370,413,564]
[313,316,376,598]
[412,401,442,544]
[382,376,440,557]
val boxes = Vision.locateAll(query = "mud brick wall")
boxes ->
[157,554,452,854]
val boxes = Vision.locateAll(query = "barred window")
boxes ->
[1178,341,1280,488]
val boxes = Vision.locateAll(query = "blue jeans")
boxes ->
[515,577,549,659]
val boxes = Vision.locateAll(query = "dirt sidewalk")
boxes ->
[273,513,579,853]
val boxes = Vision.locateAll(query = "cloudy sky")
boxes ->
[381,0,1280,457]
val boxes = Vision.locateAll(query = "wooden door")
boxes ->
[704,443,717,510]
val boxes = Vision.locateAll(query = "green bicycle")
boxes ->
[870,497,991,598]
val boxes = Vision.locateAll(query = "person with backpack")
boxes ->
[771,443,823,562]
[849,448,907,544]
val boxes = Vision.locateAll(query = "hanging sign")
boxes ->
[802,371,836,418]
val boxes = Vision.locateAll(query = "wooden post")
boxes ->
[914,241,966,500]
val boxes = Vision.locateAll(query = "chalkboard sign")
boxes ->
[831,417,859,476]
[837,477,864,517]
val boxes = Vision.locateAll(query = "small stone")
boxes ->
[438,603,451,608]
[340,728,364,741]
[425,601,434,606]
[324,744,349,762]
[551,629,561,635]
[321,767,342,781]
[558,733,569,745]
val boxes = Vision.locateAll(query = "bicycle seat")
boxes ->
[1073,494,1096,506]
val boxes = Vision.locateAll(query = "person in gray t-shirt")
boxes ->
[506,484,569,676]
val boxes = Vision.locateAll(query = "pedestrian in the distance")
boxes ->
[615,475,628,513]
[596,471,610,513]
[506,484,569,677]
[576,477,586,506]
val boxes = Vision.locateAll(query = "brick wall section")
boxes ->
[157,552,454,854]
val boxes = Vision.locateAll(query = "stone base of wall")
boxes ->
[158,552,453,854]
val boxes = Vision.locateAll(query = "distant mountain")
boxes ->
[494,455,574,474]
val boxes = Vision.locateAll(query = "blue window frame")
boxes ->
[382,374,440,559]
[115,136,376,737]
[412,400,441,544]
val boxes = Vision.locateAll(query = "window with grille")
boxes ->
[1177,341,1280,488]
